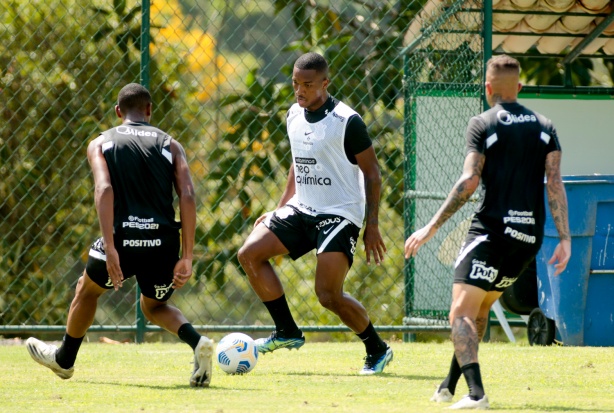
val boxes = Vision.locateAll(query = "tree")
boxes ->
[0,0,133,325]
[203,0,419,327]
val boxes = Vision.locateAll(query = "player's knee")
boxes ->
[449,307,473,327]
[315,289,340,311]
[73,274,103,301]
[238,242,259,267]
[238,242,268,270]
[237,244,250,267]
[450,315,476,334]
[139,297,159,322]
[75,275,85,291]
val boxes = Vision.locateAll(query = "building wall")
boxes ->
[519,97,614,175]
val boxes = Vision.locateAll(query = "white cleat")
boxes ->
[448,395,490,410]
[431,387,454,403]
[26,337,74,379]
[190,336,214,387]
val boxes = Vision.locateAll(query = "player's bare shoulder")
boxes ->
[86,135,106,161]
[169,138,188,163]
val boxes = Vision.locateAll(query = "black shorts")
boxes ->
[264,205,360,267]
[454,228,541,292]
[85,232,180,301]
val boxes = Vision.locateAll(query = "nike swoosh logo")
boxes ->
[323,227,333,235]
[304,131,313,135]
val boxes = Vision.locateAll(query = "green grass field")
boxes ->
[3,339,614,412]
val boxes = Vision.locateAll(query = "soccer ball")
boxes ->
[215,332,258,374]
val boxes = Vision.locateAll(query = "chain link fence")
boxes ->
[403,0,484,324]
[1,0,472,340]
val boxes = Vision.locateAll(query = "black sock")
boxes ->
[178,323,202,350]
[357,321,387,355]
[55,333,84,369]
[263,294,301,338]
[439,353,462,395]
[461,362,485,400]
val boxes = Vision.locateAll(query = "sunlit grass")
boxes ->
[3,340,614,412]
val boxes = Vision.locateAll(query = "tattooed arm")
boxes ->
[545,150,571,275]
[404,151,485,258]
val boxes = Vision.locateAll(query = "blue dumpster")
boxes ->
[536,175,614,346]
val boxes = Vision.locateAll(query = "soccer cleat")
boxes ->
[254,331,305,354]
[359,346,393,375]
[190,336,214,388]
[26,337,74,379]
[431,387,454,403]
[448,395,490,410]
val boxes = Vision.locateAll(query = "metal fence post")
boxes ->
[135,0,152,344]
[403,53,417,343]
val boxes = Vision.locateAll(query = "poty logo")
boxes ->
[154,283,173,299]
[116,126,158,137]
[496,110,537,125]
[469,261,498,283]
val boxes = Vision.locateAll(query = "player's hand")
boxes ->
[548,238,571,276]
[105,246,123,291]
[363,224,386,265]
[404,224,437,259]
[172,258,193,289]
[253,211,273,228]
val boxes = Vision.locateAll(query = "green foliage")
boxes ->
[0,0,186,326]
[91,2,142,60]
[205,0,414,326]
[0,0,130,325]
[1,0,428,331]
[519,57,594,86]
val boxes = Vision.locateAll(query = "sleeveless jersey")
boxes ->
[100,122,180,237]
[286,101,366,227]
[467,102,561,246]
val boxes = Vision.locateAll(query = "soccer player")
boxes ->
[404,55,571,409]
[26,83,214,387]
[238,52,392,375]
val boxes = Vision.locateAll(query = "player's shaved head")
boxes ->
[118,83,151,114]
[485,55,522,106]
[487,55,520,77]
[294,52,329,79]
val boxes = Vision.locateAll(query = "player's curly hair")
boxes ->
[294,52,329,78]
[117,83,151,113]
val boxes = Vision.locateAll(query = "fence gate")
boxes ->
[402,1,486,329]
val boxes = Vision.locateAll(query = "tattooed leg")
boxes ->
[452,316,479,366]
[452,316,484,400]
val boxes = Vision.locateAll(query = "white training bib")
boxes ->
[286,101,365,227]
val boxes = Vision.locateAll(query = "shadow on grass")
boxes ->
[284,371,441,381]
[79,379,261,392]
[493,405,614,412]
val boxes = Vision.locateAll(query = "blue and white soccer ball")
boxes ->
[215,332,258,374]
